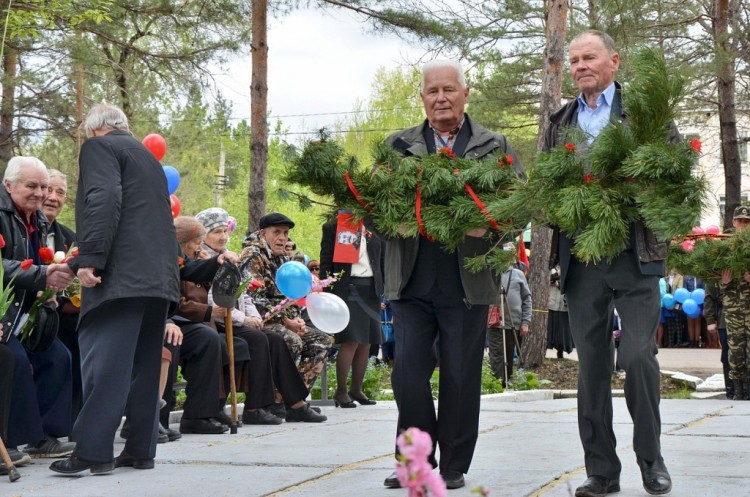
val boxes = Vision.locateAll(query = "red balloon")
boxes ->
[681,240,695,252]
[142,133,167,161]
[705,225,721,235]
[170,194,181,219]
[691,226,705,235]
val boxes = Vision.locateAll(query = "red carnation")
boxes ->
[39,247,55,264]
[71,248,79,257]
[20,259,33,270]
[0,234,5,249]
[690,138,702,153]
[453,168,460,175]
[498,154,513,167]
[248,280,264,292]
[565,143,577,152]
[438,147,457,159]
[583,173,593,184]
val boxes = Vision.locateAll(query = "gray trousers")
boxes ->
[72,297,168,463]
[565,253,662,480]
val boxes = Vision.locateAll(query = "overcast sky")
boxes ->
[213,8,427,139]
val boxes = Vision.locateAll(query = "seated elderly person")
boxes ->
[239,213,332,392]
[197,208,325,423]
[169,215,250,434]
[0,156,76,459]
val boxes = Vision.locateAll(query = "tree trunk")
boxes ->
[248,0,268,234]
[715,0,741,231]
[522,0,567,369]
[0,46,17,173]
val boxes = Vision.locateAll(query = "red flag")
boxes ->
[518,232,529,269]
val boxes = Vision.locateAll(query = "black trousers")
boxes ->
[0,345,14,441]
[167,323,223,420]
[221,325,309,409]
[6,335,72,447]
[73,297,168,463]
[391,285,488,474]
[565,253,662,480]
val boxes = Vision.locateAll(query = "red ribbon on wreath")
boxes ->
[343,172,372,212]
[415,166,435,242]
[463,183,501,231]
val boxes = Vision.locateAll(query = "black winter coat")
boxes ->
[75,130,180,318]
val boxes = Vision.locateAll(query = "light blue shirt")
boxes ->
[576,82,616,142]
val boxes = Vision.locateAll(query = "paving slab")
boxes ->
[4,397,749,497]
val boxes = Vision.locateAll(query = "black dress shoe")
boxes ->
[440,470,465,489]
[179,417,229,434]
[114,451,155,470]
[384,471,401,488]
[160,424,182,442]
[349,391,377,405]
[334,394,356,408]
[242,408,283,425]
[575,475,621,497]
[637,458,672,495]
[50,455,115,475]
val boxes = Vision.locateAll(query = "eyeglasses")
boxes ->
[309,267,320,271]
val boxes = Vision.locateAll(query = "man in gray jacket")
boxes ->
[487,259,532,385]
[383,59,523,490]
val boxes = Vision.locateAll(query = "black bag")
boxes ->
[23,302,59,353]
[212,261,242,308]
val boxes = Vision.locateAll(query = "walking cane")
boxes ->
[0,436,20,482]
[212,261,243,436]
[225,308,239,434]
[499,286,509,387]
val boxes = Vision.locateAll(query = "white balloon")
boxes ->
[306,292,350,334]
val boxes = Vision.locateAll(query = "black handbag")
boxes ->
[22,302,59,353]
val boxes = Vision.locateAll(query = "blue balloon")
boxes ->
[275,261,312,299]
[661,293,675,309]
[682,298,700,318]
[304,254,311,265]
[674,287,690,304]
[163,165,180,194]
[690,288,705,305]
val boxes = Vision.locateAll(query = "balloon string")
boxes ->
[464,183,501,231]
[343,172,372,212]
[415,166,434,242]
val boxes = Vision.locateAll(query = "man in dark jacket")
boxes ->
[543,30,672,497]
[51,104,180,475]
[42,169,82,425]
[0,156,76,461]
[382,60,523,490]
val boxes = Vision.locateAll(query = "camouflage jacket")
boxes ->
[239,232,300,323]
[718,277,750,315]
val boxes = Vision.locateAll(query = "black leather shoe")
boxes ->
[114,451,155,470]
[334,394,356,408]
[575,475,621,497]
[440,470,465,489]
[349,391,377,405]
[286,404,327,423]
[50,455,115,475]
[637,458,672,495]
[384,471,401,488]
[179,417,229,434]
[160,425,182,442]
[242,408,283,425]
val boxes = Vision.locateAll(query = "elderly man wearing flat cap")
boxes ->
[239,213,332,421]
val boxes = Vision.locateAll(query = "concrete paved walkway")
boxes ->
[5,395,748,497]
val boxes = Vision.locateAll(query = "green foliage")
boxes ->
[668,230,750,282]
[312,358,394,401]
[501,47,708,263]
[480,358,504,394]
[509,370,551,391]
[3,1,111,40]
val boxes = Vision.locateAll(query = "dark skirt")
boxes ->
[547,309,574,354]
[335,277,383,345]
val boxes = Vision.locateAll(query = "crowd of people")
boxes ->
[4,27,750,497]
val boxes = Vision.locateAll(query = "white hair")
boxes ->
[83,103,129,137]
[4,156,48,184]
[48,168,67,184]
[420,59,467,91]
